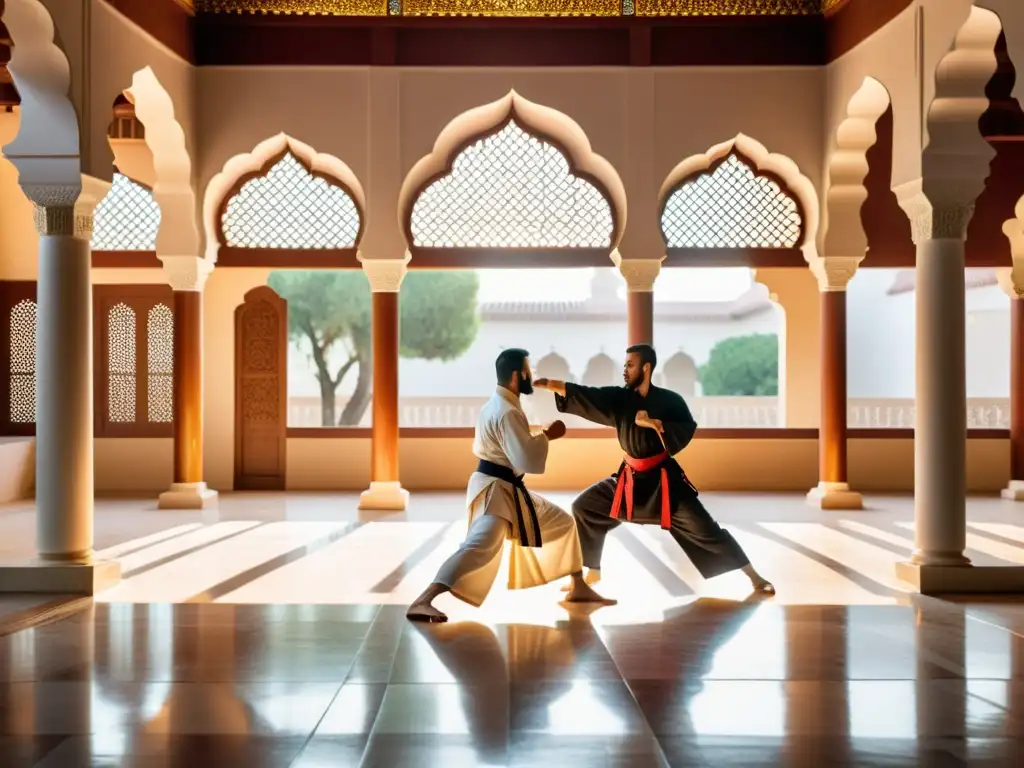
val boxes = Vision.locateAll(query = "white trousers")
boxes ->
[434,490,583,607]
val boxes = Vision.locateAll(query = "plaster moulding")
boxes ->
[359,253,410,292]
[398,89,627,251]
[658,133,821,263]
[610,250,662,292]
[203,132,367,262]
[160,255,215,292]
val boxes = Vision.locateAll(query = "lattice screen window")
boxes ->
[661,154,802,249]
[8,300,37,424]
[410,122,613,248]
[221,152,361,249]
[147,304,174,423]
[107,303,137,423]
[91,173,162,251]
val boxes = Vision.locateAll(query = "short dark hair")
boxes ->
[626,344,657,372]
[496,348,530,385]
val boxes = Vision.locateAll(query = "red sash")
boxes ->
[610,451,672,530]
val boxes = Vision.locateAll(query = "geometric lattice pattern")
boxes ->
[410,122,613,249]
[107,303,137,424]
[222,152,361,249]
[8,299,37,424]
[147,304,174,423]
[91,173,162,251]
[661,154,802,248]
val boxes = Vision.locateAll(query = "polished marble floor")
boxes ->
[1,492,1024,765]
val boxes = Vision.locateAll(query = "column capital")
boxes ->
[160,255,214,292]
[894,180,975,244]
[809,257,861,292]
[360,254,410,293]
[611,250,663,292]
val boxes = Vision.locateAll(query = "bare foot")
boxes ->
[565,581,617,605]
[406,603,449,623]
[751,580,776,597]
[560,570,601,592]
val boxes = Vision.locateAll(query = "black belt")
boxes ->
[476,459,542,547]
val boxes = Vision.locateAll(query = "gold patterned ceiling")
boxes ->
[194,0,848,17]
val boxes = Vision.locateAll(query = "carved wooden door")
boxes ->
[234,287,287,490]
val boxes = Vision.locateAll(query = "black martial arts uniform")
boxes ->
[556,382,750,580]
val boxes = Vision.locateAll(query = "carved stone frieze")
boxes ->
[360,255,410,293]
[160,255,215,292]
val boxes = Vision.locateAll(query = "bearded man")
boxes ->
[407,348,615,623]
[533,343,775,596]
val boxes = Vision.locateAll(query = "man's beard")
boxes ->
[624,372,643,390]
[519,376,534,395]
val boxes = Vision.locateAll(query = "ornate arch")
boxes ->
[399,90,627,268]
[822,77,892,267]
[124,67,199,261]
[658,134,819,268]
[1,0,81,206]
[896,5,1003,237]
[535,351,573,382]
[204,133,366,268]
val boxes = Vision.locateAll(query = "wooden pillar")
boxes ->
[613,254,662,349]
[807,261,862,510]
[627,291,654,346]
[360,258,409,511]
[1003,296,1024,500]
[159,257,217,510]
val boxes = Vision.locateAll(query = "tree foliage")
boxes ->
[268,270,480,426]
[699,333,779,397]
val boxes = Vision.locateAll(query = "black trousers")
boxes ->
[571,474,751,580]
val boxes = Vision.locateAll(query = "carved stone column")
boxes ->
[895,198,974,586]
[0,177,120,593]
[158,256,218,510]
[807,258,863,510]
[998,268,1024,501]
[613,253,662,347]
[359,257,409,511]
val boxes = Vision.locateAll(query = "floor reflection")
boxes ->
[0,597,1023,766]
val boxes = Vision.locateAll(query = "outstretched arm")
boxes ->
[534,379,622,428]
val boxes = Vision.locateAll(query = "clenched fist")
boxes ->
[543,420,567,440]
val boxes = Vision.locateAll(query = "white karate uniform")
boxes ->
[433,386,583,607]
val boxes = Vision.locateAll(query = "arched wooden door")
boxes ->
[234,287,287,490]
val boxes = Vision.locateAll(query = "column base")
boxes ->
[0,558,121,595]
[896,561,1024,594]
[1001,480,1024,501]
[359,481,409,511]
[158,482,219,510]
[806,482,863,510]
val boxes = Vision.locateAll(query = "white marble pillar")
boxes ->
[33,194,96,561]
[909,208,973,567]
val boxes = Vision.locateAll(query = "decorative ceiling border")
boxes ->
[194,0,838,16]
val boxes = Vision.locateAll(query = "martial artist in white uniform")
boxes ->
[407,348,614,623]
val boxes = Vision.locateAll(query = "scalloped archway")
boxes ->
[203,133,366,268]
[658,134,820,268]
[398,90,627,269]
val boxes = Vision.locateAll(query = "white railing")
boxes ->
[288,395,1012,430]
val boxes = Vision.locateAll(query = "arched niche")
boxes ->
[206,135,366,269]
[663,351,700,398]
[581,353,617,387]
[658,134,818,269]
[399,90,626,269]
[90,169,162,268]
[535,351,573,382]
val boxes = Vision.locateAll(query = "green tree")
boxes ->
[699,333,779,397]
[267,270,480,426]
